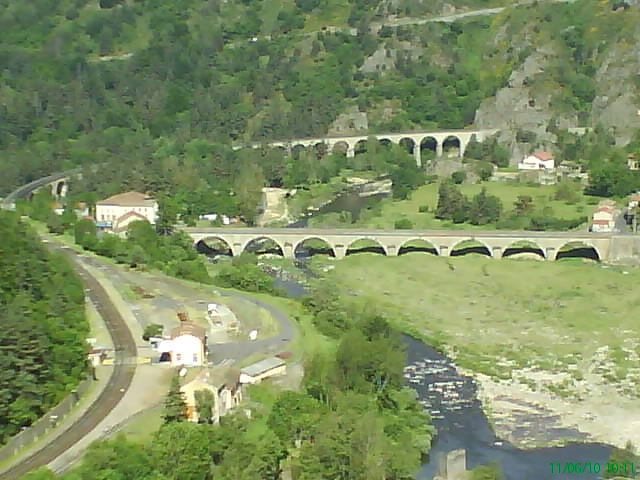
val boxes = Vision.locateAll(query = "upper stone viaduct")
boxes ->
[181,227,622,261]
[235,129,500,166]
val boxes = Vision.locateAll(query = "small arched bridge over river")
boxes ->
[181,228,634,262]
[236,129,500,166]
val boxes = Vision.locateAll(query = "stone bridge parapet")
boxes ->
[234,129,500,166]
[182,227,615,262]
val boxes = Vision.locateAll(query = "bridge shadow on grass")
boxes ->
[346,239,386,257]
[450,240,491,258]
[556,247,600,262]
[555,241,600,262]
[398,239,438,256]
[502,241,545,260]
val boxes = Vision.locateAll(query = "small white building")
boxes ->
[95,191,159,229]
[518,152,555,171]
[239,357,286,384]
[158,322,207,366]
[591,205,615,233]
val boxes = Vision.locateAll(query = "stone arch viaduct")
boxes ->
[2,169,82,209]
[236,129,500,166]
[183,227,623,261]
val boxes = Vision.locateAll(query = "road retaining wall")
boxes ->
[0,376,94,465]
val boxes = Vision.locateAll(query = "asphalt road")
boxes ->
[0,245,137,480]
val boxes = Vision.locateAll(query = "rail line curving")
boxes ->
[0,211,137,478]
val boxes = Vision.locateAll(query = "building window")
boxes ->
[193,353,198,363]
[176,353,182,362]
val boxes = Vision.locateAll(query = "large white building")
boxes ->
[95,191,159,230]
[518,152,555,171]
[158,322,207,366]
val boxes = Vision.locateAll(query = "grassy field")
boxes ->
[312,253,640,396]
[351,181,600,230]
[118,406,164,443]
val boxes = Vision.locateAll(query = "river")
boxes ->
[270,268,612,480]
[273,187,615,479]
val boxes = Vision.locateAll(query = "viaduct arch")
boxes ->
[236,129,499,166]
[187,228,611,262]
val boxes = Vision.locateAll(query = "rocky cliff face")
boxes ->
[475,4,640,146]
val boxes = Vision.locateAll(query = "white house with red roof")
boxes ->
[591,202,616,233]
[518,151,555,170]
[95,191,158,230]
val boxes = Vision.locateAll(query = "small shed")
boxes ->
[239,357,286,384]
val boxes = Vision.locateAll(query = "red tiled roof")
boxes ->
[171,322,207,340]
[532,151,554,161]
[595,206,614,213]
[97,191,156,207]
[112,211,147,233]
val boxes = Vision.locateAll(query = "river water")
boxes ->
[272,270,612,480]
[274,188,615,479]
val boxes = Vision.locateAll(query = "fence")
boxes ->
[0,375,94,465]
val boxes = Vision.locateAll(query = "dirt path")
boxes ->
[258,188,291,226]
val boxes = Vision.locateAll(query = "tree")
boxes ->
[71,435,157,479]
[468,188,503,225]
[234,160,265,225]
[60,204,78,231]
[469,461,504,480]
[267,391,323,446]
[17,468,57,480]
[74,218,98,249]
[194,389,215,424]
[451,170,467,184]
[513,195,535,216]
[142,323,164,341]
[241,430,288,480]
[394,218,413,229]
[435,182,469,222]
[156,197,179,235]
[163,375,188,424]
[585,161,640,197]
[46,213,65,234]
[152,422,216,480]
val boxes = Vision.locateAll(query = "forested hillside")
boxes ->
[2,0,640,202]
[0,212,89,444]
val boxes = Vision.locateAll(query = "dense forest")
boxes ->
[0,211,89,444]
[3,0,640,219]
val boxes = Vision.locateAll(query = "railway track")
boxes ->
[0,245,138,480]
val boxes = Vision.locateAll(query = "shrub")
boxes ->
[394,218,414,229]
[451,170,467,184]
